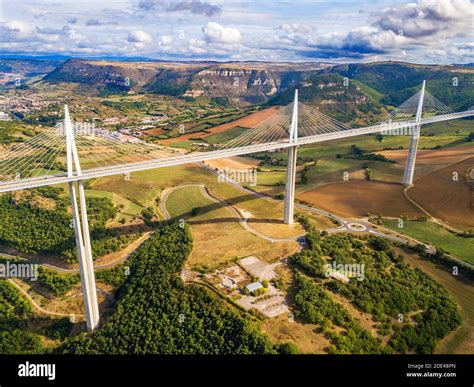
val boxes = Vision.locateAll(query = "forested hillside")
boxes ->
[0,192,136,263]
[290,216,462,354]
[38,59,474,113]
[334,62,474,110]
[0,280,41,354]
[267,73,384,124]
[59,223,276,354]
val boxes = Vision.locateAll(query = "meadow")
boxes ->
[383,219,474,264]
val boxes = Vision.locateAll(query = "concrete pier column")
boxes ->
[284,146,298,224]
[402,80,426,186]
[64,104,99,331]
[69,181,99,331]
[283,89,298,225]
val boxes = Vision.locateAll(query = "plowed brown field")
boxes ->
[407,157,474,230]
[378,144,474,168]
[158,107,278,145]
[297,181,423,218]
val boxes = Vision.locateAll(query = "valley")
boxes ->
[0,57,473,356]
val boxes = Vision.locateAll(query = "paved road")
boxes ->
[199,162,403,240]
[0,232,152,274]
[3,162,471,274]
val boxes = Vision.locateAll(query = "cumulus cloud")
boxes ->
[128,30,153,48]
[1,21,35,41]
[136,0,221,16]
[293,0,473,60]
[278,23,313,37]
[36,25,72,36]
[188,38,207,54]
[373,0,474,38]
[1,21,77,44]
[202,22,241,45]
[159,35,173,46]
[1,0,472,63]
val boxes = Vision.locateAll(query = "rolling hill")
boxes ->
[5,58,473,114]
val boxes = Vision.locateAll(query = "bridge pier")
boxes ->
[283,89,298,225]
[402,126,420,185]
[64,105,100,331]
[69,181,100,331]
[283,146,297,224]
[402,80,426,186]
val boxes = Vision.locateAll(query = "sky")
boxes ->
[1,0,473,63]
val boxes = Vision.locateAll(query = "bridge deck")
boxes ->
[0,110,472,193]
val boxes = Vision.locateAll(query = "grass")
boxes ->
[164,186,298,271]
[85,189,144,224]
[91,164,303,239]
[297,159,367,190]
[165,186,211,219]
[368,161,404,182]
[167,140,200,149]
[306,159,364,178]
[207,180,305,238]
[256,171,286,186]
[85,189,113,201]
[205,126,248,144]
[255,132,465,165]
[91,164,216,207]
[383,219,474,264]
[423,120,474,137]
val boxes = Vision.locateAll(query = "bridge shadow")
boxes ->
[166,191,285,225]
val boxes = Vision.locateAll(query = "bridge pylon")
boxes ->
[283,90,298,225]
[64,105,100,331]
[402,80,425,186]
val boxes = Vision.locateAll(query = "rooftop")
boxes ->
[246,282,263,293]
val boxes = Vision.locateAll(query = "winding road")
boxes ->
[160,183,301,242]
[198,161,474,270]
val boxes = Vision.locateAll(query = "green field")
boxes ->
[256,170,286,186]
[165,186,212,220]
[423,120,474,137]
[306,159,363,178]
[85,189,144,223]
[383,219,474,264]
[368,161,403,182]
[164,185,299,270]
[205,126,247,144]
[91,164,216,207]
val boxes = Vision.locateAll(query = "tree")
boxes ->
[141,207,155,221]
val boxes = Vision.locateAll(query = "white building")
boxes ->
[246,281,263,294]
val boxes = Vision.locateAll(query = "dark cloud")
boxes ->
[35,26,71,35]
[67,17,77,24]
[86,19,118,26]
[299,43,386,60]
[136,0,221,16]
